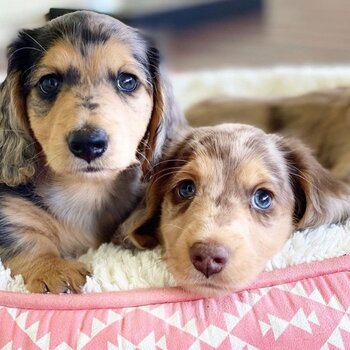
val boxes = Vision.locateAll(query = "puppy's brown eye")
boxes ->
[252,189,273,210]
[177,180,196,199]
[38,74,61,98]
[116,73,138,93]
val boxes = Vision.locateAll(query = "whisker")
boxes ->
[162,223,185,231]
[21,31,46,52]
[151,169,193,185]
[9,47,44,59]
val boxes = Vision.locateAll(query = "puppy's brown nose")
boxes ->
[68,127,108,163]
[190,242,229,278]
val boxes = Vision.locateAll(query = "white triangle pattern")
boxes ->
[6,307,17,320]
[91,318,106,337]
[5,308,51,350]
[114,331,163,350]
[224,312,240,332]
[326,328,345,349]
[183,318,198,337]
[1,341,13,350]
[289,282,308,298]
[75,312,123,350]
[290,309,312,334]
[229,335,249,350]
[308,288,327,305]
[199,325,228,348]
[166,311,182,328]
[107,310,123,324]
[307,311,320,325]
[117,335,136,350]
[156,335,167,350]
[54,343,73,350]
[26,321,40,341]
[328,296,345,312]
[77,333,90,350]
[36,334,51,350]
[3,284,348,349]
[288,285,346,314]
[138,332,157,350]
[248,291,265,305]
[323,315,350,349]
[258,321,271,336]
[287,283,345,313]
[146,305,166,320]
[264,308,319,340]
[188,340,201,350]
[267,314,289,340]
[339,314,350,331]
[107,341,118,350]
[234,300,252,318]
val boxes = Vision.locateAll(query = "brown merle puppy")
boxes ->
[120,124,350,296]
[0,11,186,293]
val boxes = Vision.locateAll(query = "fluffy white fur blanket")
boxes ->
[1,67,350,293]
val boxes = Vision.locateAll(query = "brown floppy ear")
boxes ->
[277,136,350,229]
[116,181,163,249]
[139,43,187,174]
[0,73,36,186]
[115,153,180,249]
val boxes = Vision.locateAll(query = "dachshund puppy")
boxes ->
[186,88,350,184]
[120,124,350,296]
[0,11,186,293]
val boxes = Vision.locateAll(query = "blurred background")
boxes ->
[1,0,350,73]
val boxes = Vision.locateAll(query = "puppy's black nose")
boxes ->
[68,127,108,163]
[190,242,229,278]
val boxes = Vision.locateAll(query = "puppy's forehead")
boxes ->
[12,11,150,87]
[186,125,270,162]
[39,38,138,80]
[175,125,286,187]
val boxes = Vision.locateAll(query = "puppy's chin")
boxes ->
[180,277,260,298]
[48,160,140,180]
[170,264,263,298]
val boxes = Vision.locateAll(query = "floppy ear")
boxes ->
[114,182,162,249]
[0,72,36,186]
[277,136,350,229]
[139,44,187,175]
[114,154,180,249]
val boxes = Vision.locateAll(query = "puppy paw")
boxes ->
[22,256,91,294]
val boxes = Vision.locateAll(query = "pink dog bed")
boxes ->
[1,255,349,349]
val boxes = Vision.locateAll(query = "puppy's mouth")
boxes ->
[78,162,140,174]
[83,166,102,173]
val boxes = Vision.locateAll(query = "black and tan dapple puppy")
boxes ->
[0,10,186,293]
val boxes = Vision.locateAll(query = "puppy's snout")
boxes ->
[68,127,108,163]
[190,242,229,278]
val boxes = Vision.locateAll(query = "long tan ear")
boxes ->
[139,45,187,175]
[277,136,350,229]
[114,152,180,249]
[115,184,162,249]
[0,72,36,186]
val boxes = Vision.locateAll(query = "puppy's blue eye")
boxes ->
[117,73,138,93]
[252,189,273,210]
[178,180,196,199]
[39,74,60,97]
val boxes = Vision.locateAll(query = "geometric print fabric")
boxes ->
[1,257,350,349]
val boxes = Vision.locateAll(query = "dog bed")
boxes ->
[1,67,350,349]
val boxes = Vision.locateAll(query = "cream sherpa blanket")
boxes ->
[1,66,350,293]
